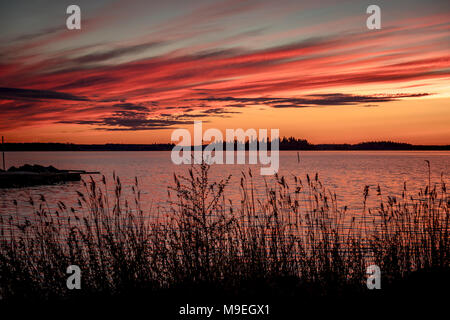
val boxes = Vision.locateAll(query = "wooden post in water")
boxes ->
[2,136,5,171]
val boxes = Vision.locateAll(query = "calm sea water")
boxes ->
[0,151,448,217]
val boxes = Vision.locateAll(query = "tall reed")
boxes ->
[0,164,448,301]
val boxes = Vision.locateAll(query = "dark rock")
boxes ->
[8,164,60,173]
[1,164,83,188]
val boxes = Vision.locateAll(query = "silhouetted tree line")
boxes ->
[2,143,175,151]
[2,139,449,151]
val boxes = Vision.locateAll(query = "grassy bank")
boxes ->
[0,163,449,305]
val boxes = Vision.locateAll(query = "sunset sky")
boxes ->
[0,0,449,144]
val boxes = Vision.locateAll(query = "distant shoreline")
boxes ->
[2,141,450,151]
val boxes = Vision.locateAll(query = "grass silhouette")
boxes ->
[0,163,448,305]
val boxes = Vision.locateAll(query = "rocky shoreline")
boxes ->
[0,164,98,188]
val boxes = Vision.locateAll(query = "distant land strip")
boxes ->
[2,139,449,151]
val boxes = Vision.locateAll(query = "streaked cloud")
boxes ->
[0,87,89,101]
[0,0,448,143]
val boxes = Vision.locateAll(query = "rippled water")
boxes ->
[0,151,448,217]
